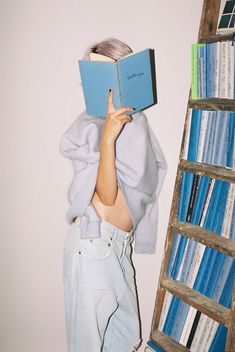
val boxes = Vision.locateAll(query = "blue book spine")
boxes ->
[192,180,223,291]
[168,110,202,276]
[164,109,202,335]
[209,261,235,351]
[230,200,235,240]
[147,340,165,352]
[210,111,224,165]
[226,112,235,167]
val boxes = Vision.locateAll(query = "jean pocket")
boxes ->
[78,234,113,260]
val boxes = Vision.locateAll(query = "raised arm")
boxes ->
[95,89,134,205]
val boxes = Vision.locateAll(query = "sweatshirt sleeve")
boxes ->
[134,121,167,254]
[60,114,101,223]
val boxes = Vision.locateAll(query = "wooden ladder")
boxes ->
[149,1,235,351]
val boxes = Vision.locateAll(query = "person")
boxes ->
[60,37,167,352]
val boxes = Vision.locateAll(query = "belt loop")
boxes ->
[120,232,131,262]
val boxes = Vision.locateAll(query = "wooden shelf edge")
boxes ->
[160,276,230,327]
[150,329,190,352]
[171,220,235,257]
[189,98,235,111]
[198,32,233,44]
[179,159,235,182]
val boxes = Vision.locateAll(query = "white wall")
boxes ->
[0,0,203,351]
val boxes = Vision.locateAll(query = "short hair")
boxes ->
[83,37,133,61]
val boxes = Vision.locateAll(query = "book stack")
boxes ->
[191,41,235,99]
[157,108,235,351]
[182,109,235,168]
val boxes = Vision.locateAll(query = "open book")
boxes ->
[78,48,157,118]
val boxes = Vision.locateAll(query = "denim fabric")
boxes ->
[63,216,142,352]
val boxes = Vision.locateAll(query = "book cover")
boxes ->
[78,48,157,118]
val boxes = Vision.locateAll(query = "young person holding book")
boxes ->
[60,37,167,352]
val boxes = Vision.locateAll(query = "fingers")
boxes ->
[115,106,135,116]
[107,88,135,115]
[107,89,115,112]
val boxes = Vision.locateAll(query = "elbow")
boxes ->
[99,194,116,206]
[95,187,117,206]
[102,199,116,206]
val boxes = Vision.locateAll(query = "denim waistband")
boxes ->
[74,217,134,241]
[100,218,134,240]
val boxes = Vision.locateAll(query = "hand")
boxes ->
[101,89,135,144]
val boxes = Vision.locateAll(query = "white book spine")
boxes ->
[214,43,220,97]
[195,316,213,351]
[190,313,207,351]
[158,292,173,331]
[197,111,209,162]
[221,184,235,238]
[228,42,235,99]
[179,306,197,345]
[176,238,190,281]
[219,41,229,98]
[204,320,219,351]
[182,108,192,160]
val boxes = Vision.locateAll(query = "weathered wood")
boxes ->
[225,277,235,352]
[151,165,184,332]
[171,220,235,257]
[199,32,233,43]
[189,98,235,111]
[151,330,190,352]
[198,0,220,40]
[150,2,235,350]
[161,276,230,327]
[179,159,235,183]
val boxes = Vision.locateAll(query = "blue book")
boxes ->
[209,261,235,351]
[226,112,235,167]
[146,340,165,352]
[230,200,235,240]
[78,48,157,118]
[167,112,201,275]
[170,179,228,341]
[164,110,202,333]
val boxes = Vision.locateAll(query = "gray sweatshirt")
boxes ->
[60,109,167,254]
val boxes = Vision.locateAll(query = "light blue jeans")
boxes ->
[63,216,142,352]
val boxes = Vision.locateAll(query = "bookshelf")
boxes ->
[146,1,235,351]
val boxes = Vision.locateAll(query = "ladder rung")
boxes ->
[171,220,235,257]
[179,159,235,182]
[151,329,190,352]
[160,276,230,327]
[189,97,235,110]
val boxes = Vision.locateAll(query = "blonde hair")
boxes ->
[83,37,133,61]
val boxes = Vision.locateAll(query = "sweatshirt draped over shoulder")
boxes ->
[60,110,167,254]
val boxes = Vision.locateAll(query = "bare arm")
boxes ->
[95,89,134,205]
[95,139,117,205]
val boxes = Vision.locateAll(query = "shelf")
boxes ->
[150,330,190,352]
[150,2,235,351]
[198,32,233,44]
[160,276,230,327]
[189,98,235,111]
[171,220,235,257]
[179,159,235,183]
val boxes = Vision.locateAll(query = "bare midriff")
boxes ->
[72,187,133,232]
